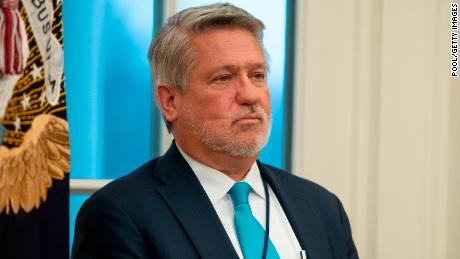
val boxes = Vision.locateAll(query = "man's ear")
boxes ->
[156,85,179,124]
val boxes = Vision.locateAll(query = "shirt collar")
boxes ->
[176,142,266,205]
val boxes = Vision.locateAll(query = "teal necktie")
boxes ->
[229,182,280,259]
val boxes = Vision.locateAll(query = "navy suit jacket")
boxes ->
[72,143,359,259]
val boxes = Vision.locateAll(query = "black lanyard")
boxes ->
[261,178,270,259]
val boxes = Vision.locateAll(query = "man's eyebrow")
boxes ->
[248,62,267,70]
[206,63,267,75]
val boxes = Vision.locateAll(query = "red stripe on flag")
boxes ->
[4,7,13,74]
[12,10,20,73]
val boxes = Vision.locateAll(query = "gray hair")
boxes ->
[147,3,267,132]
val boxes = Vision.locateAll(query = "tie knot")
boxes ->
[229,182,251,207]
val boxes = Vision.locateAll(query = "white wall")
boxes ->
[292,0,460,258]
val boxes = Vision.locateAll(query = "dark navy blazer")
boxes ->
[72,143,359,259]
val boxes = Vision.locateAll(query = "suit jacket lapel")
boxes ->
[154,143,239,259]
[259,162,333,259]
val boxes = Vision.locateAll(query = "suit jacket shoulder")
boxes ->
[71,158,171,258]
[258,162,359,259]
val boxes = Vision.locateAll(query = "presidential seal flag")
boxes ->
[0,0,69,258]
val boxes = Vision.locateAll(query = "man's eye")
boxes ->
[252,72,265,81]
[213,75,232,82]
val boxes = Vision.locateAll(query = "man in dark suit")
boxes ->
[72,3,359,259]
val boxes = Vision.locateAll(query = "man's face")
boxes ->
[175,28,271,157]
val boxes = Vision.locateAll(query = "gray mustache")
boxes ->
[231,105,269,123]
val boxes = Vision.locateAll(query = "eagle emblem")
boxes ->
[0,0,69,215]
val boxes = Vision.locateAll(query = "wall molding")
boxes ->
[70,179,112,195]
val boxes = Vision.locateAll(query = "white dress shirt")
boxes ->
[177,144,302,259]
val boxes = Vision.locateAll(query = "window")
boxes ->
[65,0,157,246]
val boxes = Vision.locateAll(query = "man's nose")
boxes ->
[235,76,261,105]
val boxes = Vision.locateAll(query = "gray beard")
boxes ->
[193,105,271,157]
